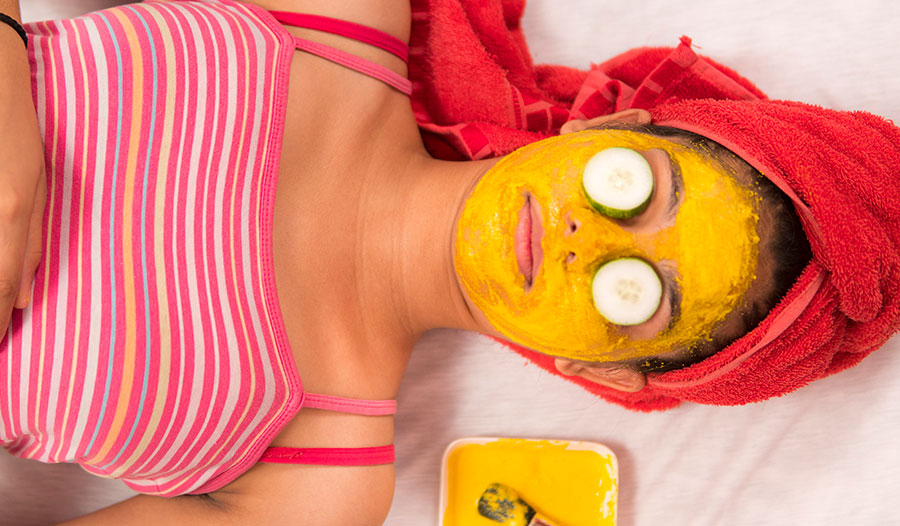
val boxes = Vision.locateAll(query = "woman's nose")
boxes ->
[563,212,581,265]
[562,211,636,270]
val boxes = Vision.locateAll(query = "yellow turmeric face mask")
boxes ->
[453,130,760,362]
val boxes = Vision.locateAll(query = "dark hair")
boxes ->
[589,123,812,373]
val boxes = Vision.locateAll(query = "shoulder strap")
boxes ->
[269,11,412,96]
[290,38,412,95]
[302,392,397,416]
[259,393,397,466]
[268,12,409,62]
[259,445,394,466]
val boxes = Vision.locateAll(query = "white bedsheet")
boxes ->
[5,1,900,524]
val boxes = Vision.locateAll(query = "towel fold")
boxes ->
[411,0,900,410]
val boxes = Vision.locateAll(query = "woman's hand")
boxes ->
[0,6,46,339]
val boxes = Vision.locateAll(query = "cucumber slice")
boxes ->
[582,147,654,219]
[592,258,663,326]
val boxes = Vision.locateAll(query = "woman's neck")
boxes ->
[372,151,499,337]
[273,47,498,396]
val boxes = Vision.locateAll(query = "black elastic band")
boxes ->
[0,13,27,49]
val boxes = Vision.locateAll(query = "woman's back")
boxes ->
[0,0,302,496]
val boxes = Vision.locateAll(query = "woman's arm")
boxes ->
[0,0,46,337]
[60,463,395,526]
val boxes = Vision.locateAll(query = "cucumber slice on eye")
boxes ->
[582,147,654,219]
[591,258,663,326]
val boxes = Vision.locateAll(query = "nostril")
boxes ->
[566,252,577,264]
[564,213,580,235]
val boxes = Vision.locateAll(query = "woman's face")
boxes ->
[453,130,761,362]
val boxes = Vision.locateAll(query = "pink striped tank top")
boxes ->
[0,0,409,497]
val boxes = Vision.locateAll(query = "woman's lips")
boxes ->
[514,193,544,287]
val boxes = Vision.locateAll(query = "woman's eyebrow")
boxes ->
[665,153,684,217]
[666,271,683,328]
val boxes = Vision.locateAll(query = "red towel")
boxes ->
[411,0,900,411]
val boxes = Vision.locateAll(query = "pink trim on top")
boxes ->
[291,36,412,95]
[249,5,403,471]
[259,445,395,466]
[189,0,306,495]
[269,11,409,63]
[301,393,397,416]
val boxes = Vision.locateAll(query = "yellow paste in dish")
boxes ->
[443,439,617,526]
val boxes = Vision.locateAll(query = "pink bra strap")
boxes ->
[259,395,396,467]
[269,11,409,63]
[302,392,397,416]
[291,36,412,96]
[259,445,395,466]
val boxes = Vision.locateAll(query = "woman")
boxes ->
[0,0,897,523]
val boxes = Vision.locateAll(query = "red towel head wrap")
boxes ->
[408,0,900,410]
[505,99,900,411]
[584,100,900,410]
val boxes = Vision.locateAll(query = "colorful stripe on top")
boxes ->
[0,0,302,496]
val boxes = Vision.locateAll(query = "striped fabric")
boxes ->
[0,0,303,496]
